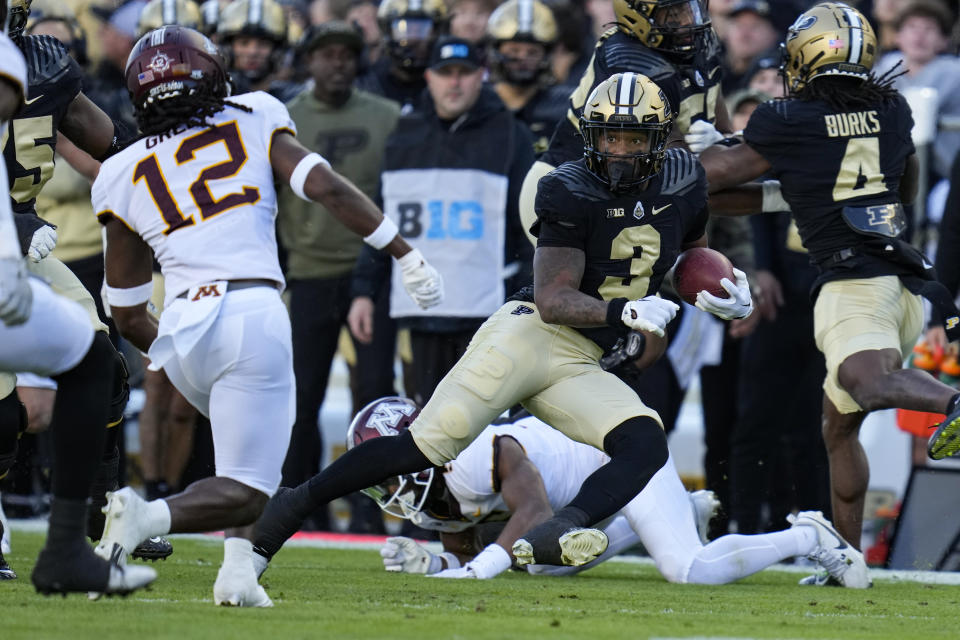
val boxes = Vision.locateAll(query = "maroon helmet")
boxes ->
[125,25,229,113]
[346,397,438,519]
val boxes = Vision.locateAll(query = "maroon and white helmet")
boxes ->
[347,397,437,520]
[125,25,229,112]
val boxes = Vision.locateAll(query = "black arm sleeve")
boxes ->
[97,117,138,161]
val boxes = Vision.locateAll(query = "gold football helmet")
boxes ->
[613,0,711,57]
[781,2,877,93]
[487,0,557,45]
[217,0,287,44]
[580,72,673,191]
[8,0,33,41]
[377,0,447,69]
[137,0,202,37]
[486,0,557,85]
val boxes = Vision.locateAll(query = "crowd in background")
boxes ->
[2,0,960,551]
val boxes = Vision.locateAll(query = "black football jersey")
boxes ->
[744,94,915,271]
[4,35,83,215]
[513,83,571,157]
[540,28,723,168]
[525,148,708,351]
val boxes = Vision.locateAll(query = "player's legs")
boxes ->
[0,389,25,579]
[139,367,175,498]
[820,396,869,548]
[516,348,669,566]
[252,301,560,561]
[161,388,197,494]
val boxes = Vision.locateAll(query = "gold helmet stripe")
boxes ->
[517,0,533,34]
[842,5,862,65]
[617,71,636,115]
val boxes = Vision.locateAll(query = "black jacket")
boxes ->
[352,84,535,332]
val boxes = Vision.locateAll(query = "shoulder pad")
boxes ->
[601,33,674,80]
[549,161,609,201]
[22,35,77,87]
[660,148,702,196]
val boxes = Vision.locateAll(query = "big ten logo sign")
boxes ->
[397,200,484,240]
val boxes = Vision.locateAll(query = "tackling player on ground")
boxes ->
[698,2,960,577]
[249,72,753,580]
[90,26,443,607]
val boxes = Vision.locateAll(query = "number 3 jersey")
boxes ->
[744,94,915,277]
[93,91,294,306]
[519,149,708,352]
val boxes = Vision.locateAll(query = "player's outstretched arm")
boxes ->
[102,217,156,353]
[269,131,443,309]
[431,437,553,580]
[699,143,771,194]
[59,93,123,162]
[533,246,606,327]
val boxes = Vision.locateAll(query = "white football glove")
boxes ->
[684,120,724,154]
[380,536,440,574]
[695,268,753,320]
[27,225,57,262]
[621,296,680,337]
[0,257,32,326]
[397,248,444,309]
[427,543,511,580]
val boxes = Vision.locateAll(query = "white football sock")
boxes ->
[145,499,172,537]
[223,537,254,568]
[686,526,818,584]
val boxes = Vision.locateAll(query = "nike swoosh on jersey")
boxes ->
[652,204,672,215]
[23,94,44,105]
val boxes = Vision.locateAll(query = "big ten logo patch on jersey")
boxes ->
[191,284,222,301]
[314,129,369,165]
[397,200,485,240]
[383,168,509,318]
[607,207,625,218]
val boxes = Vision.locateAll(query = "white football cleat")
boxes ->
[214,562,273,607]
[788,510,872,589]
[689,490,720,545]
[94,487,152,567]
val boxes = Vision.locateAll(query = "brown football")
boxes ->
[672,247,736,306]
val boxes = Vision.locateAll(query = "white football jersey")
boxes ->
[92,91,295,306]
[418,415,609,532]
[0,33,26,260]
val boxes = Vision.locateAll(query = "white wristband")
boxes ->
[466,544,512,579]
[364,217,399,250]
[105,281,153,307]
[761,180,790,213]
[290,152,330,201]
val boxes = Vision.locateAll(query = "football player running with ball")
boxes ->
[251,72,753,581]
[698,2,960,583]
[91,26,443,607]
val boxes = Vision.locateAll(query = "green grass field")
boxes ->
[1,532,957,640]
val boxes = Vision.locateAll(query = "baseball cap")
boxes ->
[301,20,364,54]
[728,0,773,22]
[91,0,148,40]
[428,36,482,71]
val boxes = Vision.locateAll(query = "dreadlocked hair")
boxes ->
[794,62,906,112]
[136,75,252,137]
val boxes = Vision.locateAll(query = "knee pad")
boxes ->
[603,416,669,471]
[0,391,27,477]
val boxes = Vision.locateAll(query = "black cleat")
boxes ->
[31,543,155,596]
[0,520,14,580]
[131,536,173,562]
[512,516,607,567]
[252,487,308,560]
